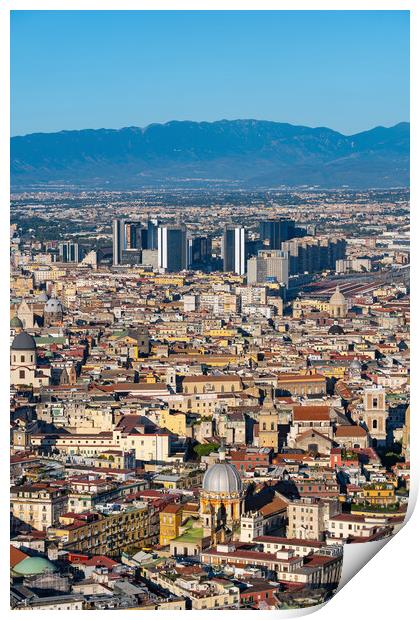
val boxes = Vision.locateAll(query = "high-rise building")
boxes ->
[222,225,246,275]
[59,241,82,263]
[112,218,125,266]
[187,236,212,268]
[113,219,147,266]
[259,219,295,249]
[139,228,148,249]
[247,250,289,286]
[124,221,145,250]
[158,225,187,272]
[147,219,160,250]
[282,236,346,276]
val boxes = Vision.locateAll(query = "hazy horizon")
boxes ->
[11,118,410,139]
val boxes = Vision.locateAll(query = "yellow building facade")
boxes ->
[159,504,183,546]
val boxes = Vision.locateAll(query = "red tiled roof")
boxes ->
[335,425,367,437]
[161,503,183,514]
[10,545,29,568]
[293,406,330,421]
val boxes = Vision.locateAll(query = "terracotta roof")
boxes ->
[161,503,182,514]
[293,406,330,421]
[306,554,339,567]
[295,429,334,444]
[335,425,367,437]
[259,497,289,517]
[10,545,29,568]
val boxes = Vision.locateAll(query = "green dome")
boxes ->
[10,315,23,328]
[13,556,57,576]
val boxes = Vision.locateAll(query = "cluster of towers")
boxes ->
[111,217,345,280]
[112,218,211,272]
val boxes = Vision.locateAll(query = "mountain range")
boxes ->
[11,119,409,190]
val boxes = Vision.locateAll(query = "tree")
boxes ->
[193,442,220,457]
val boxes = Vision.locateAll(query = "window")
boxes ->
[373,398,378,408]
[19,370,25,379]
[20,355,25,362]
[373,419,378,429]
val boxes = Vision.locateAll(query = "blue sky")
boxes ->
[11,10,409,136]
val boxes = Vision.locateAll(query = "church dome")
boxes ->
[10,315,23,329]
[44,298,63,314]
[11,331,36,351]
[329,286,346,306]
[203,461,243,495]
[13,556,57,576]
[328,322,344,335]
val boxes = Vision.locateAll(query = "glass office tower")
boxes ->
[223,225,246,275]
[158,225,188,272]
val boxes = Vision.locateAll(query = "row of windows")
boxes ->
[185,384,236,394]
[12,354,34,363]
[61,440,108,445]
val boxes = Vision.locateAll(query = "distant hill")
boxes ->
[11,119,409,189]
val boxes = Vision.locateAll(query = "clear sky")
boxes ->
[11,10,409,136]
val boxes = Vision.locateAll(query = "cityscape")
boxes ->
[10,187,410,610]
[9,8,410,614]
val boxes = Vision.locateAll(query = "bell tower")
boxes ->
[362,387,387,447]
[258,389,279,451]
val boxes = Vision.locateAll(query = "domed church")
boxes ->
[10,331,50,388]
[329,286,348,318]
[200,444,244,542]
[10,331,37,386]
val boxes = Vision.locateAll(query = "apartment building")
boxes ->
[10,483,68,531]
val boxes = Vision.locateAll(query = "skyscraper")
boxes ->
[158,225,187,272]
[59,240,82,263]
[147,218,160,250]
[259,219,295,249]
[112,219,125,266]
[187,236,212,268]
[223,225,246,275]
[124,221,144,250]
[113,219,147,266]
